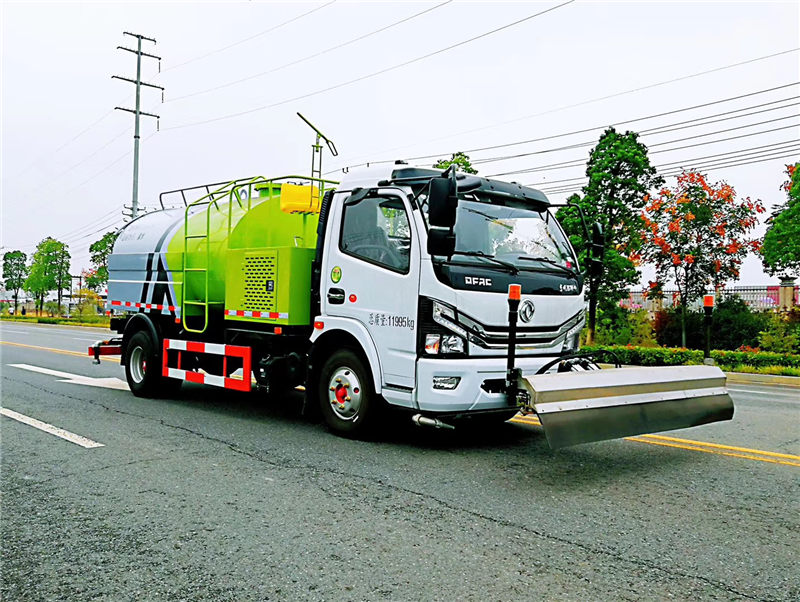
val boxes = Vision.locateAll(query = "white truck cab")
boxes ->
[314,165,584,419]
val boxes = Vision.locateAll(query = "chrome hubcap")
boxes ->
[328,366,362,421]
[130,346,146,383]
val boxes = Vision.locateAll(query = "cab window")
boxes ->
[340,196,411,273]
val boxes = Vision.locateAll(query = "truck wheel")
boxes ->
[125,331,161,397]
[318,349,380,437]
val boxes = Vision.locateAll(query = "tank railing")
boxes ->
[180,174,339,334]
[222,175,340,238]
[159,177,258,210]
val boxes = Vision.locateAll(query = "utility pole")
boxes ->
[114,32,163,220]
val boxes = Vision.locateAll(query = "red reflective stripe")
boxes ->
[269,312,279,319]
[252,311,262,318]
[168,306,176,311]
[237,310,245,316]
[186,341,205,353]
[223,344,249,357]
[162,339,170,377]
[111,300,122,306]
[185,371,204,384]
[224,377,251,392]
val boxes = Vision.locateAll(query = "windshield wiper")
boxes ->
[517,255,577,277]
[449,251,519,274]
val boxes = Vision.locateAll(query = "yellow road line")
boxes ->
[626,436,800,468]
[511,416,541,426]
[636,433,800,462]
[509,415,799,467]
[0,340,120,364]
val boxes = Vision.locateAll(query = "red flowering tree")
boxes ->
[640,171,764,346]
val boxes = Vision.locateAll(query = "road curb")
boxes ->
[597,362,800,388]
[724,372,800,389]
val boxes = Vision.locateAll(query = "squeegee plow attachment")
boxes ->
[519,365,734,449]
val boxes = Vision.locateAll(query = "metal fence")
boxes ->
[619,286,800,312]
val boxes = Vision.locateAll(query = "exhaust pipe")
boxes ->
[412,414,455,430]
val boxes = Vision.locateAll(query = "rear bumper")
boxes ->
[415,355,558,413]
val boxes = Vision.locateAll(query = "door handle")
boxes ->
[327,288,345,304]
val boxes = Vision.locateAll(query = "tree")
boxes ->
[3,250,28,315]
[556,127,662,343]
[86,230,119,291]
[640,171,763,346]
[24,238,71,315]
[433,151,478,174]
[762,162,800,277]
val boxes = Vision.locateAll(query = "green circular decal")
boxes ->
[331,266,342,283]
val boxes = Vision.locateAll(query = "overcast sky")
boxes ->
[2,0,798,286]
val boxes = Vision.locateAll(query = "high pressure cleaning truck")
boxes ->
[90,163,734,448]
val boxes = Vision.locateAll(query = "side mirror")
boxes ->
[427,228,456,257]
[427,176,458,228]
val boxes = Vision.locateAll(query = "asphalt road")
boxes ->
[1,322,798,601]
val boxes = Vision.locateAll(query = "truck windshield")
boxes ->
[445,197,577,272]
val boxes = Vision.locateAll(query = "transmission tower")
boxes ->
[113,32,164,220]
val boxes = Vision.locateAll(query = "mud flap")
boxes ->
[519,365,734,449]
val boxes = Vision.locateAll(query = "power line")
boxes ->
[168,1,453,103]
[53,206,126,242]
[328,51,800,171]
[164,1,338,71]
[10,3,339,183]
[484,97,800,178]
[494,138,800,179]
[528,141,800,189]
[452,84,800,163]
[469,112,800,167]
[163,0,577,131]
[534,151,800,195]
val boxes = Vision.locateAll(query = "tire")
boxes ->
[318,349,381,437]
[125,331,162,397]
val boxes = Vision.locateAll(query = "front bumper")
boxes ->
[415,355,558,413]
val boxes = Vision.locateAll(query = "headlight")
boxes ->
[440,335,464,354]
[424,333,465,355]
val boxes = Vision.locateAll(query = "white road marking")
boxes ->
[728,387,800,399]
[1,328,100,342]
[8,363,129,391]
[0,407,104,448]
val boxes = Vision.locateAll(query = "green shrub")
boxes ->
[653,296,770,351]
[593,306,657,347]
[712,296,770,351]
[758,310,800,354]
[582,344,800,369]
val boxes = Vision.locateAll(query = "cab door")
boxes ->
[322,190,420,390]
